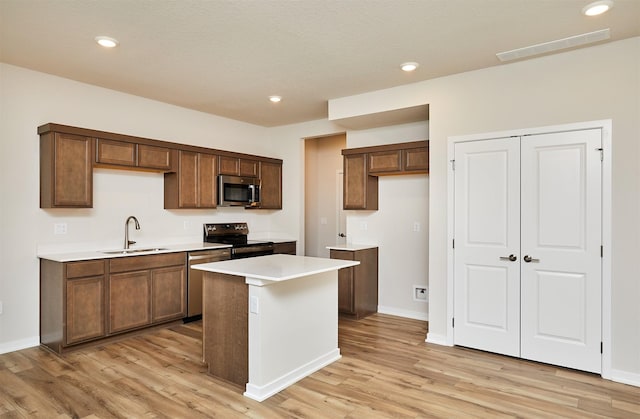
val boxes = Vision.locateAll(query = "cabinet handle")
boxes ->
[499,254,517,262]
[523,255,540,263]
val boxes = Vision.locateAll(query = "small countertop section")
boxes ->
[193,254,359,283]
[38,242,232,262]
[326,243,378,251]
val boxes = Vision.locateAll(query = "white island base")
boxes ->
[195,254,359,402]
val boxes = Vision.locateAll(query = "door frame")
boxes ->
[446,119,612,379]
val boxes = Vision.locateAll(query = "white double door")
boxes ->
[453,129,602,373]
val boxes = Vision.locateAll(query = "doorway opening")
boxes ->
[304,133,346,258]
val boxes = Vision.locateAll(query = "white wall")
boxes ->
[330,37,640,382]
[346,121,430,320]
[0,64,300,352]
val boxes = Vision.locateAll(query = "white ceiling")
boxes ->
[1,0,638,127]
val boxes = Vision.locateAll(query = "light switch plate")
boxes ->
[250,296,259,314]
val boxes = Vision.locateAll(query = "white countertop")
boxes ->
[326,243,378,251]
[193,254,359,283]
[37,242,232,262]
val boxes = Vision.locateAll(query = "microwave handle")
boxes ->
[250,184,257,204]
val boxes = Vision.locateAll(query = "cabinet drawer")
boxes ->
[66,260,105,279]
[138,144,172,170]
[96,139,136,166]
[110,252,186,273]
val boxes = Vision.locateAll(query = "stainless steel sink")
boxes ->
[102,247,167,255]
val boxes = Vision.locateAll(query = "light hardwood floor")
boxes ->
[1,314,638,418]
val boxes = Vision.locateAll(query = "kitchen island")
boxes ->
[193,254,359,402]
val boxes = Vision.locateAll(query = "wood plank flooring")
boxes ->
[1,314,638,418]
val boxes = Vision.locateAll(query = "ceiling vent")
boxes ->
[496,29,610,62]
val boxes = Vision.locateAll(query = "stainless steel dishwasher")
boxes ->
[186,248,231,322]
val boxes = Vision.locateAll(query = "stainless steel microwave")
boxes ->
[218,175,261,207]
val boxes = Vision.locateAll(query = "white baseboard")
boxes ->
[377,306,428,321]
[426,332,450,346]
[0,336,39,355]
[244,349,341,402]
[609,368,640,388]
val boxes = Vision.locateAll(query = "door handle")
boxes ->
[338,233,346,238]
[499,254,517,262]
[523,255,540,263]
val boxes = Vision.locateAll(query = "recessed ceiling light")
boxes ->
[269,96,282,103]
[401,62,419,72]
[95,36,119,48]
[582,0,613,16]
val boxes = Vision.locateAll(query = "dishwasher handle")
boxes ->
[189,253,229,263]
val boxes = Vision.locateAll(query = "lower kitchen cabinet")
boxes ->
[40,252,186,354]
[329,247,378,319]
[273,241,296,255]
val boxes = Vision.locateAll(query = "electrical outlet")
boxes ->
[183,220,190,230]
[0,300,3,315]
[413,286,428,302]
[54,223,67,235]
[413,222,421,232]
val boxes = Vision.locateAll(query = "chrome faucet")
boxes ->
[124,216,141,249]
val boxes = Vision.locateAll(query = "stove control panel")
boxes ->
[204,222,249,238]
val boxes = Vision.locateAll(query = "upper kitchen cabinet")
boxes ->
[342,140,428,210]
[96,139,173,171]
[218,155,259,177]
[258,161,283,209]
[164,151,217,209]
[40,131,93,208]
[343,152,378,210]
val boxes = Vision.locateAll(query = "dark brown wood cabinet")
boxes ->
[95,139,173,171]
[109,270,151,333]
[164,151,217,209]
[39,123,282,211]
[343,153,378,210]
[330,247,378,319]
[342,141,428,210]
[40,132,93,208]
[40,252,186,354]
[41,259,106,353]
[273,241,296,255]
[109,252,186,333]
[368,149,402,174]
[218,155,259,177]
[258,161,283,209]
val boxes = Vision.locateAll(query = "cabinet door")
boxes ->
[109,271,151,333]
[41,132,93,208]
[96,139,136,167]
[343,154,378,210]
[151,265,186,323]
[197,153,217,208]
[138,144,172,170]
[66,276,105,344]
[368,150,402,174]
[218,156,239,175]
[178,151,199,208]
[259,161,282,209]
[403,147,429,172]
[239,159,259,177]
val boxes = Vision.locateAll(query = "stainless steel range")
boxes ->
[203,222,274,259]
